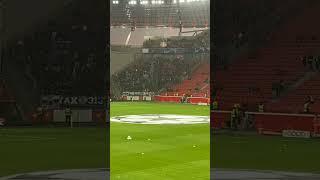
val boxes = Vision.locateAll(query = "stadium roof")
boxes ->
[110,0,210,28]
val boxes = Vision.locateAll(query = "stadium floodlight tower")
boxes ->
[176,0,183,36]
[130,19,136,31]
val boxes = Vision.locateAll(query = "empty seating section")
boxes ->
[215,2,320,111]
[268,76,320,113]
[215,42,310,110]
[173,62,209,97]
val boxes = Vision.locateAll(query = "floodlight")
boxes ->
[140,0,149,5]
[129,0,137,5]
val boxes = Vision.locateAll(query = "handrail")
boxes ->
[212,110,317,117]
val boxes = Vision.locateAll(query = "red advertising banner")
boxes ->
[154,95,182,103]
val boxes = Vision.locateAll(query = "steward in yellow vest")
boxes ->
[212,100,218,110]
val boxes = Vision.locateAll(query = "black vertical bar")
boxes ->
[0,0,5,75]
[106,0,111,174]
[210,0,215,179]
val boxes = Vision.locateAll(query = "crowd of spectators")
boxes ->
[6,18,105,96]
[112,54,202,95]
[5,0,108,99]
[0,1,108,123]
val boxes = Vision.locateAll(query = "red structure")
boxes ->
[173,63,210,97]
[157,62,210,104]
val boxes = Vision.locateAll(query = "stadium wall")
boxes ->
[30,109,106,125]
[121,95,152,101]
[110,46,139,75]
[110,27,209,46]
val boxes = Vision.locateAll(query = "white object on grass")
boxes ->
[127,136,132,140]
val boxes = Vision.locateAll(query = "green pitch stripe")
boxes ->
[111,124,209,179]
[111,102,209,117]
[212,134,320,173]
[0,128,107,177]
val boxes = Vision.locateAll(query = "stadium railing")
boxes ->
[154,95,210,105]
[187,97,210,105]
[154,95,182,103]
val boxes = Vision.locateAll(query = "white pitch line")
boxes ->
[0,135,57,140]
[111,114,209,125]
[231,141,248,144]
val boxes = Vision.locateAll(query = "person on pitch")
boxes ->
[258,102,264,112]
[65,105,72,126]
[303,95,314,113]
[231,104,240,130]
[212,98,218,110]
[241,103,249,129]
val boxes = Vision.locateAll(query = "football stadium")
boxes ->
[0,1,108,179]
[110,0,210,179]
[212,0,320,179]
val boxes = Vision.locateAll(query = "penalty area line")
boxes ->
[0,134,57,140]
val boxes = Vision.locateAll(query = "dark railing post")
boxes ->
[0,0,6,75]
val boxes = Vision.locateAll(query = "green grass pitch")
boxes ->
[0,127,107,177]
[212,134,320,173]
[2,101,320,178]
[110,102,210,180]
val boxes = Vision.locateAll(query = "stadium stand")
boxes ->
[214,0,320,111]
[111,29,209,104]
[1,0,107,124]
[214,0,316,68]
[171,62,209,97]
[212,0,320,137]
[110,0,210,105]
[6,9,105,95]
[112,52,201,92]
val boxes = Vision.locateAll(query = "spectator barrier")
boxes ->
[122,95,153,101]
[187,97,210,105]
[154,95,209,105]
[30,109,107,124]
[211,110,320,137]
[154,95,182,103]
